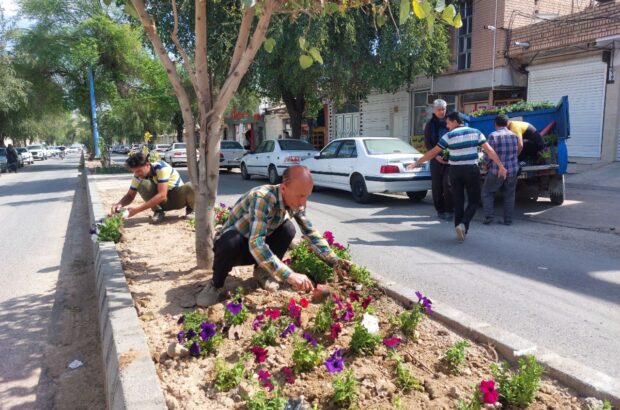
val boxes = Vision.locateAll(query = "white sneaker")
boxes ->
[196,281,223,307]
[253,266,279,292]
[455,223,466,242]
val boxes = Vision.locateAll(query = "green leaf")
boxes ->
[124,2,139,19]
[441,4,456,24]
[263,38,275,53]
[399,0,410,25]
[453,12,463,28]
[435,0,445,12]
[377,14,387,27]
[422,1,433,17]
[426,15,434,35]
[299,54,313,69]
[298,36,307,50]
[308,48,323,65]
[103,0,113,6]
[412,0,426,19]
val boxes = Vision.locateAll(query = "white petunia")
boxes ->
[361,313,379,334]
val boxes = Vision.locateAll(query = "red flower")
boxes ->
[479,379,499,404]
[299,298,309,308]
[361,296,372,310]
[264,308,281,320]
[330,323,342,340]
[281,366,296,384]
[289,297,297,306]
[251,346,268,363]
[283,258,292,266]
[348,291,360,303]
[262,380,274,392]
[324,231,334,245]
[257,369,271,381]
[383,337,401,348]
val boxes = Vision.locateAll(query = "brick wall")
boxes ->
[509,2,620,57]
[506,0,589,29]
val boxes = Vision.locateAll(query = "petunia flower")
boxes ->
[189,341,201,357]
[251,346,268,363]
[186,328,196,340]
[349,291,360,303]
[299,298,309,308]
[330,323,342,340]
[219,202,227,208]
[252,314,265,331]
[89,227,97,235]
[421,296,433,314]
[324,231,334,245]
[332,294,344,310]
[257,369,271,381]
[332,242,346,251]
[479,380,499,404]
[199,322,216,341]
[265,308,281,320]
[324,349,344,373]
[177,330,185,344]
[226,301,243,315]
[302,331,318,347]
[288,300,302,322]
[361,313,380,334]
[281,366,296,384]
[361,296,372,310]
[281,323,296,338]
[177,315,185,325]
[383,337,402,348]
[283,258,292,266]
[341,303,355,322]
[415,291,424,302]
[262,380,274,392]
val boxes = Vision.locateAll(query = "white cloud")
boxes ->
[0,0,20,17]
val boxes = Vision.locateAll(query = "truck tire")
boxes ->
[406,190,427,202]
[549,174,565,205]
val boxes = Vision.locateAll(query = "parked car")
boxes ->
[0,148,8,172]
[154,144,171,153]
[163,143,190,167]
[240,139,318,184]
[220,140,245,171]
[27,144,47,160]
[48,146,62,157]
[302,137,431,203]
[17,147,33,165]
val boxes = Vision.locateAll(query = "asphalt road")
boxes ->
[0,155,104,408]
[112,155,620,379]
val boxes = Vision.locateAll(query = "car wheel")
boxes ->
[350,174,371,203]
[241,163,250,180]
[268,165,281,184]
[406,190,427,202]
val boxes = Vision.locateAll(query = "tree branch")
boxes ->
[228,5,255,77]
[171,0,200,98]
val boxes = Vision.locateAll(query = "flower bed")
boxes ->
[94,188,596,410]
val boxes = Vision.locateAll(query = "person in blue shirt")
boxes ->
[407,112,507,242]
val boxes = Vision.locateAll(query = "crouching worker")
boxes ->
[110,152,195,223]
[196,165,351,308]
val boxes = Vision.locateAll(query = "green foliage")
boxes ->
[312,297,335,334]
[491,355,544,407]
[348,265,373,288]
[97,213,123,243]
[349,323,381,356]
[224,287,249,326]
[251,320,279,347]
[469,101,556,117]
[588,401,614,410]
[392,394,405,410]
[292,336,325,373]
[457,388,483,410]
[290,241,334,283]
[390,304,424,338]
[214,354,249,392]
[182,311,224,355]
[187,218,196,230]
[390,352,424,392]
[214,204,231,225]
[246,387,287,410]
[331,369,359,408]
[443,340,470,374]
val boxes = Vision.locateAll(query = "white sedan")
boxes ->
[240,139,318,184]
[220,140,246,170]
[163,143,190,167]
[17,147,34,165]
[302,137,431,203]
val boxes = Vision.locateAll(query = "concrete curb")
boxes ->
[84,167,166,410]
[372,272,620,407]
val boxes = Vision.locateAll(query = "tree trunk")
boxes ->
[172,111,184,142]
[282,91,305,139]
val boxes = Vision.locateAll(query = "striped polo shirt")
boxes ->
[129,160,183,191]
[437,126,487,165]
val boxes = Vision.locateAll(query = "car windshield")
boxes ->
[28,145,42,150]
[174,143,186,149]
[221,141,243,149]
[17,148,27,153]
[363,139,419,155]
[278,140,316,151]
[0,148,6,155]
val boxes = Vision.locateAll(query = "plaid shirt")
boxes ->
[485,127,519,177]
[220,184,338,280]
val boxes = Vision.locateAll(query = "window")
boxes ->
[255,141,268,153]
[264,140,275,153]
[363,139,419,155]
[336,140,357,158]
[457,0,472,70]
[413,92,457,135]
[221,141,243,149]
[319,141,342,159]
[277,139,316,151]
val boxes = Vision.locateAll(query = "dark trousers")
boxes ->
[519,130,544,161]
[212,219,296,288]
[450,164,481,232]
[430,159,452,214]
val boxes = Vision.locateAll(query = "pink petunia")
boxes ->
[252,314,265,331]
[281,366,296,384]
[349,291,360,303]
[330,323,342,340]
[250,346,268,363]
[361,296,372,310]
[341,303,355,322]
[383,337,402,348]
[257,369,271,381]
[479,380,499,404]
[324,231,334,245]
[264,308,281,320]
[299,298,309,308]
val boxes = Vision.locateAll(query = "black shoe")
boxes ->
[483,217,494,225]
[151,211,165,223]
[185,207,195,220]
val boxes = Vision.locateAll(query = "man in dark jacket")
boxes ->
[423,99,453,220]
[6,144,19,173]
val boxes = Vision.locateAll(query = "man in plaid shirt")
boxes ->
[482,114,520,225]
[197,165,351,308]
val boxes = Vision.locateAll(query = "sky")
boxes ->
[1,0,34,29]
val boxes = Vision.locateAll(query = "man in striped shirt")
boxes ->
[196,165,351,308]
[407,112,507,242]
[111,153,195,223]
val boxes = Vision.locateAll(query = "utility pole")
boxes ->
[87,65,101,158]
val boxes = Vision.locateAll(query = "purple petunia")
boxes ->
[252,314,265,331]
[341,303,355,322]
[226,301,243,315]
[189,341,201,356]
[177,330,185,344]
[177,315,185,325]
[324,349,344,373]
[415,291,433,314]
[199,322,216,341]
[186,328,196,340]
[281,323,296,338]
[89,227,97,235]
[302,331,317,347]
[219,202,227,208]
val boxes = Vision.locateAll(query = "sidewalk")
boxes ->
[516,162,620,233]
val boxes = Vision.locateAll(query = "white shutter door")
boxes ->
[527,56,606,158]
[616,127,620,161]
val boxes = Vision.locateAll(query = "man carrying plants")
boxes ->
[196,165,351,308]
[110,152,195,223]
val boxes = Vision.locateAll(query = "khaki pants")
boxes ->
[137,180,195,212]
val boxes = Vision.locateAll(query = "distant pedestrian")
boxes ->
[283,130,290,139]
[424,99,453,220]
[482,114,520,226]
[6,144,19,173]
[407,112,507,242]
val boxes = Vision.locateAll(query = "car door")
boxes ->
[309,140,341,187]
[246,140,267,175]
[258,140,276,176]
[330,140,358,188]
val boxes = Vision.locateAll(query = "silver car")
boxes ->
[220,140,245,170]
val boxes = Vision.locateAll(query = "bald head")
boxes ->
[281,165,313,209]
